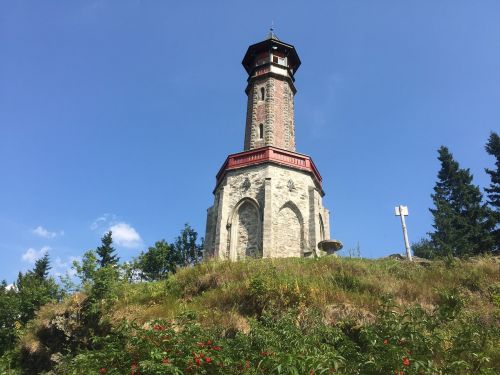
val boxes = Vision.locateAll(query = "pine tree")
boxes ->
[16,258,60,324]
[429,146,492,257]
[485,131,500,251]
[96,231,119,267]
[33,252,50,279]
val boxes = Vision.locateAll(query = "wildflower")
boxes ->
[207,339,213,345]
[402,357,410,367]
[260,351,270,357]
[212,345,222,351]
[162,358,170,364]
[99,368,107,374]
[245,361,250,369]
[153,324,165,331]
[131,362,139,375]
[383,339,389,345]
[204,357,212,364]
[309,370,315,375]
[194,357,201,366]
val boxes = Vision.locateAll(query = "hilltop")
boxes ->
[8,256,500,374]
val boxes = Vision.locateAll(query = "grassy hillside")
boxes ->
[11,256,500,374]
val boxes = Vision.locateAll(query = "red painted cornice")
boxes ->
[214,146,323,195]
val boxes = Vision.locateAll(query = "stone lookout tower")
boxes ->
[204,32,340,260]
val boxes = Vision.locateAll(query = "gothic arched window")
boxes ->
[259,123,264,139]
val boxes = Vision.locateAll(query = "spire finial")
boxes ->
[267,21,278,40]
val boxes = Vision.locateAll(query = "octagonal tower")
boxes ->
[242,33,300,152]
[204,32,335,261]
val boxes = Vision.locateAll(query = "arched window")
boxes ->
[259,123,264,139]
[260,87,265,101]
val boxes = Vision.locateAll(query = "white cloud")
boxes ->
[91,214,142,249]
[53,256,81,278]
[108,222,142,248]
[21,246,50,263]
[33,226,58,239]
[90,213,117,231]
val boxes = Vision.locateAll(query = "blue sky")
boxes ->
[1,1,499,282]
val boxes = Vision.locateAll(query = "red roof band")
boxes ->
[215,146,324,195]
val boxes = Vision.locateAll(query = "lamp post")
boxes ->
[395,205,412,261]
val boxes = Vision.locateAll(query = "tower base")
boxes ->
[204,147,332,260]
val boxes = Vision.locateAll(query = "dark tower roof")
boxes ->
[241,35,301,76]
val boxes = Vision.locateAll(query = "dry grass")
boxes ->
[106,255,499,329]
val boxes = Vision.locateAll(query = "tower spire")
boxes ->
[267,21,278,40]
[242,33,300,151]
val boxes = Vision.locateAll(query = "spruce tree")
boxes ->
[96,231,119,267]
[33,252,50,279]
[485,132,500,251]
[429,146,492,257]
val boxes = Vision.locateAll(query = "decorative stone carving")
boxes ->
[287,179,295,192]
[242,177,251,191]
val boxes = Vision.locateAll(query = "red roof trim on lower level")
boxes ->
[215,146,324,194]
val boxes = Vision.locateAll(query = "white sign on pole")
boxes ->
[395,206,409,216]
[394,205,412,261]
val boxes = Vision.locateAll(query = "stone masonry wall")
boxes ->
[204,163,330,259]
[244,76,296,152]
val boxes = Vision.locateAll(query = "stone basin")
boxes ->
[318,240,343,255]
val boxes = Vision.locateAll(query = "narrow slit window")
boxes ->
[259,123,264,139]
[260,87,265,101]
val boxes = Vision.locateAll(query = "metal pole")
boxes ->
[399,205,413,261]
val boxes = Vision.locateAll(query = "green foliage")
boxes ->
[0,282,19,355]
[428,146,493,258]
[73,250,98,285]
[96,231,119,267]
[0,254,60,369]
[485,131,500,252]
[33,252,50,280]
[436,288,465,320]
[135,240,177,281]
[16,266,60,325]
[132,224,204,281]
[332,272,361,292]
[411,238,436,259]
[49,300,500,375]
[5,256,500,374]
[173,224,203,267]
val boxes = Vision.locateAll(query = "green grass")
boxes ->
[110,256,500,327]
